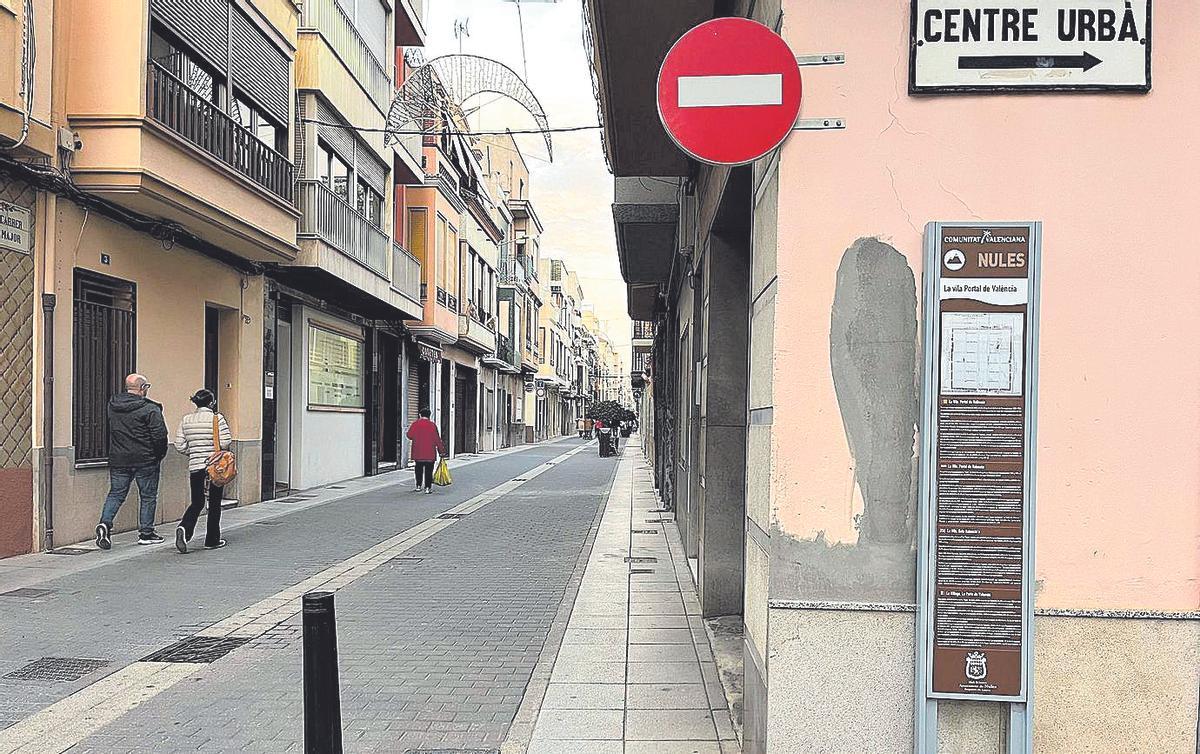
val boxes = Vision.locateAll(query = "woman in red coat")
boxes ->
[406,408,447,494]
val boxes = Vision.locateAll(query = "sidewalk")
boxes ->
[518,450,740,753]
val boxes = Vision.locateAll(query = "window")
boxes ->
[318,141,351,201]
[356,179,383,227]
[73,270,137,465]
[539,327,546,363]
[150,26,218,103]
[233,94,284,152]
[308,325,364,409]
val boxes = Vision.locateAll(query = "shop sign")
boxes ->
[910,1,1151,93]
[917,222,1041,705]
[0,201,33,255]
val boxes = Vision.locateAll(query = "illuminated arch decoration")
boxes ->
[386,54,553,161]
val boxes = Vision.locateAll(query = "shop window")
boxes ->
[308,324,364,409]
[73,270,137,465]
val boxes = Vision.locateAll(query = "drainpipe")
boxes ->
[40,192,57,551]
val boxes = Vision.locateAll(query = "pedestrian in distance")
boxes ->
[584,416,595,439]
[95,374,168,549]
[576,417,586,438]
[407,408,446,494]
[173,389,232,553]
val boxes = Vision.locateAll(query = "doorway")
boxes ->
[204,306,220,397]
[274,305,294,495]
[377,334,399,468]
[440,358,451,451]
[454,365,477,455]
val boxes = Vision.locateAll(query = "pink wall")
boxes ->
[775,0,1199,612]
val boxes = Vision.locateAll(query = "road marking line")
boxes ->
[677,73,782,108]
[0,442,596,748]
[0,661,201,754]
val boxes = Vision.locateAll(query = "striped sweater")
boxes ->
[173,408,232,472]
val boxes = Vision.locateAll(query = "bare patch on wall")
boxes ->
[770,237,919,604]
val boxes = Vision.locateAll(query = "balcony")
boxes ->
[499,258,530,288]
[632,320,656,341]
[396,0,427,47]
[458,308,498,355]
[302,0,392,111]
[298,180,389,276]
[147,62,294,202]
[484,333,518,372]
[392,242,421,304]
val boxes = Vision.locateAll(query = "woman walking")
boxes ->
[406,408,446,494]
[174,389,232,553]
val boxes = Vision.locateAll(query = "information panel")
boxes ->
[308,325,364,409]
[919,222,1040,702]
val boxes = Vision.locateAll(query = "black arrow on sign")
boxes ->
[957,51,1102,72]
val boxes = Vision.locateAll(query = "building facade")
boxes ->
[586,1,1200,752]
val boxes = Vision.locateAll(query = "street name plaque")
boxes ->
[918,222,1040,705]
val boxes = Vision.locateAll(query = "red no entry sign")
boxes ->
[657,18,802,166]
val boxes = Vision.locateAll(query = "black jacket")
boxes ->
[107,392,168,468]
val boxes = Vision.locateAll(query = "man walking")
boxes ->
[406,408,446,494]
[95,374,169,548]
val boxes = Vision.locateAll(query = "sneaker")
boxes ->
[205,539,227,550]
[95,523,111,551]
[138,532,165,545]
[175,526,188,554]
[425,487,433,494]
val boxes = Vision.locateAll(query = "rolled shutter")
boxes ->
[312,98,355,163]
[150,0,229,71]
[356,0,389,65]
[231,8,290,124]
[356,150,389,194]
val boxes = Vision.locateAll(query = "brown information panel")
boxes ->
[920,223,1040,702]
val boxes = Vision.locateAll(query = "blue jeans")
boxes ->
[100,464,161,535]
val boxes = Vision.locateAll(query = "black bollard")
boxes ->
[303,591,343,754]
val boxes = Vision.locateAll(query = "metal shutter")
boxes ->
[356,150,389,194]
[231,8,290,124]
[356,0,389,66]
[312,98,355,163]
[150,0,229,71]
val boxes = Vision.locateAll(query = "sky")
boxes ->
[424,0,632,368]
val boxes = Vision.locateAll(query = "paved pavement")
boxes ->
[0,437,617,753]
[520,452,740,754]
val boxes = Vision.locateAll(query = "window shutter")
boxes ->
[356,150,389,194]
[356,0,389,65]
[150,0,229,71]
[312,98,355,163]
[407,209,427,264]
[231,8,290,125]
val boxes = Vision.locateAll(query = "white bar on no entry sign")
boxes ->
[677,74,782,108]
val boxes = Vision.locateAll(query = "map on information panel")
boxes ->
[941,312,1024,396]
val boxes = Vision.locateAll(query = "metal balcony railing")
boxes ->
[392,242,421,302]
[499,258,529,286]
[496,333,515,366]
[303,0,392,110]
[633,320,655,340]
[297,180,389,276]
[146,61,294,201]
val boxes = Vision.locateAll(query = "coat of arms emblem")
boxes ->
[964,651,988,681]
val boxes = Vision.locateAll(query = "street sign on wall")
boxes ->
[917,223,1041,705]
[0,201,33,255]
[657,18,802,166]
[909,1,1151,93]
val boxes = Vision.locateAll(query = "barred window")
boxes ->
[73,270,137,465]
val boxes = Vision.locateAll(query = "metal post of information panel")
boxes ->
[914,222,1040,754]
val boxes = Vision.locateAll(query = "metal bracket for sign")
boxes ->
[790,53,845,131]
[792,118,845,131]
[795,52,845,66]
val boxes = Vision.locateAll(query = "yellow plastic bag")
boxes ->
[432,458,452,487]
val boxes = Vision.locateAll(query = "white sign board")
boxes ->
[910,1,1151,93]
[0,201,33,255]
